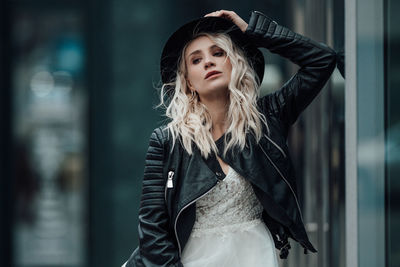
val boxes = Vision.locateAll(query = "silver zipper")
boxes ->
[164,171,174,202]
[174,180,219,257]
[259,145,304,224]
[167,171,174,188]
[263,134,287,158]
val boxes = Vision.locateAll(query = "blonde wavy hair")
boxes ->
[158,32,270,158]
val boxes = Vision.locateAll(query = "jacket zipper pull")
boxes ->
[167,171,174,188]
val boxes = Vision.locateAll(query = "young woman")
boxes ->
[123,9,337,267]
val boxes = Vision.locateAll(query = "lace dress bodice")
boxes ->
[181,166,279,267]
[190,166,264,238]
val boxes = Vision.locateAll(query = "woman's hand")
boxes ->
[204,10,248,32]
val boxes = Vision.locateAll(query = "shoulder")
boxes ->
[150,124,171,148]
[257,94,278,119]
[257,95,290,137]
[257,88,285,115]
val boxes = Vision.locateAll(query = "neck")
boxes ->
[199,90,230,140]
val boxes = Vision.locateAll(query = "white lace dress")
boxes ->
[180,166,279,267]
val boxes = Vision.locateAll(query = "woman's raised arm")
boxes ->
[245,10,337,132]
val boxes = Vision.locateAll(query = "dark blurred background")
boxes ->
[1,0,399,267]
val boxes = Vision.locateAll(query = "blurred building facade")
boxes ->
[0,0,398,267]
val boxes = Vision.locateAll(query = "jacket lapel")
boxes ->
[174,146,218,212]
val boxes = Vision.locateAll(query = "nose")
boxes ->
[204,57,215,69]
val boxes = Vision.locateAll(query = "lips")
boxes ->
[205,71,222,79]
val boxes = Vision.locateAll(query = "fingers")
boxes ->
[204,10,235,18]
[203,10,247,32]
[204,10,221,17]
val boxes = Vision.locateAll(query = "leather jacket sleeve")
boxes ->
[245,11,337,132]
[125,128,183,267]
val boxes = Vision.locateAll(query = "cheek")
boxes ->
[187,66,202,83]
[224,57,232,71]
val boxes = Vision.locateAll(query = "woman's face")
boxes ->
[184,35,232,99]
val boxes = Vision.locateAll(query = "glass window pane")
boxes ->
[11,9,88,267]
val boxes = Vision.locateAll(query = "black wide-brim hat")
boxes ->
[160,16,265,95]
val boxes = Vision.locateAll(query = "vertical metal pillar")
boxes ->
[0,0,13,266]
[345,0,386,267]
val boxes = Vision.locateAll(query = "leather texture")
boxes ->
[125,10,337,267]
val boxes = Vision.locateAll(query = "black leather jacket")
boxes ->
[124,10,337,267]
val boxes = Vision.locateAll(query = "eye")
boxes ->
[214,50,225,57]
[192,58,201,64]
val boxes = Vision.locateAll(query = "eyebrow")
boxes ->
[187,44,220,58]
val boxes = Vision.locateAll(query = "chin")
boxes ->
[204,80,230,92]
[199,85,230,98]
